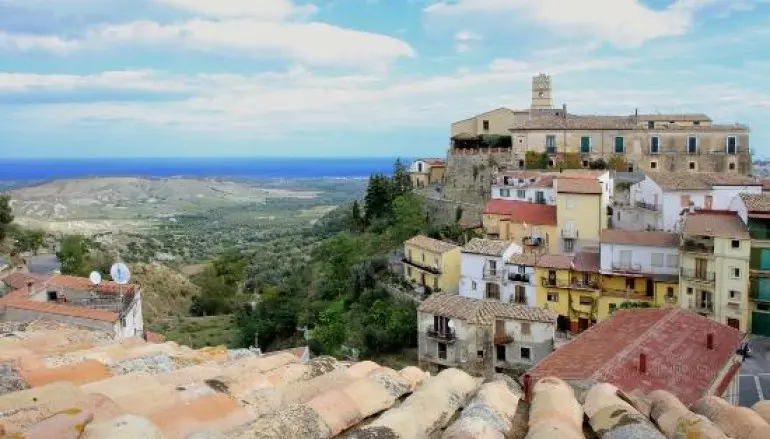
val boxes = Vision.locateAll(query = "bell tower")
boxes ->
[531,73,553,110]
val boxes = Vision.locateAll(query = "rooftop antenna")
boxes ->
[110,253,131,317]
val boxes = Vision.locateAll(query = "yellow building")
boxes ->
[555,178,606,253]
[409,159,446,188]
[534,252,602,333]
[403,235,461,294]
[482,199,559,254]
[679,211,751,332]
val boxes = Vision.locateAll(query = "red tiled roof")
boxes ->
[556,178,602,194]
[535,253,574,270]
[572,251,600,272]
[145,331,167,343]
[483,200,557,226]
[682,210,749,239]
[1,293,119,322]
[3,272,49,290]
[49,274,137,295]
[526,308,743,405]
[425,160,445,167]
[600,229,680,248]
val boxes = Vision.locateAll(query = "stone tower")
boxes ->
[531,74,553,110]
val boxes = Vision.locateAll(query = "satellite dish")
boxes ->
[447,320,455,329]
[89,271,102,285]
[110,262,131,285]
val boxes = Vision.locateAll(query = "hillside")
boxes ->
[128,262,200,325]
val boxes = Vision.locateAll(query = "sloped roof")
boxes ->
[740,193,770,213]
[572,250,600,272]
[638,113,711,122]
[461,238,514,256]
[0,321,760,438]
[526,308,744,405]
[404,235,459,254]
[600,229,680,248]
[535,253,574,270]
[646,171,758,190]
[418,293,558,324]
[682,210,750,239]
[511,115,638,130]
[556,178,602,195]
[508,253,538,266]
[483,200,557,226]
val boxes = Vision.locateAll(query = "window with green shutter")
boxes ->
[580,136,590,153]
[614,136,624,153]
[546,135,556,153]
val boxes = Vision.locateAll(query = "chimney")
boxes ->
[523,374,532,402]
[707,332,714,350]
[639,352,647,374]
[562,103,567,118]
[27,281,33,294]
[635,108,638,117]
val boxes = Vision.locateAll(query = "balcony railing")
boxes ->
[634,201,661,212]
[682,241,714,254]
[680,268,716,283]
[402,258,442,275]
[561,229,578,239]
[508,273,531,283]
[571,280,601,291]
[540,277,599,290]
[541,277,568,288]
[523,236,544,247]
[426,328,456,343]
[483,267,504,280]
[494,333,514,345]
[611,262,642,272]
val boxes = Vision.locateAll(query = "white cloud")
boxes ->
[0,70,188,92]
[0,31,78,52]
[154,0,318,19]
[424,0,753,47]
[454,30,481,41]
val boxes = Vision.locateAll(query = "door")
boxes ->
[495,319,505,338]
[695,258,707,278]
[752,312,770,336]
[619,250,632,269]
[646,279,654,297]
[578,318,589,332]
[760,249,770,270]
[727,318,740,330]
[704,195,713,210]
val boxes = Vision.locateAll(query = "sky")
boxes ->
[0,0,769,159]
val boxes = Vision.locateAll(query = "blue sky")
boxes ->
[1,0,769,158]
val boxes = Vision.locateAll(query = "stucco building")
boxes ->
[458,238,522,302]
[417,293,557,376]
[403,235,461,294]
[450,74,752,175]
[409,159,445,188]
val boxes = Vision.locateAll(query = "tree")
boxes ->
[16,229,46,255]
[560,153,583,170]
[56,235,90,276]
[0,194,13,241]
[607,154,628,172]
[455,206,463,224]
[391,159,412,198]
[364,174,392,223]
[390,194,425,243]
[350,201,363,233]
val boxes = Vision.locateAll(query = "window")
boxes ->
[408,249,412,260]
[731,267,741,279]
[421,253,425,262]
[731,240,740,249]
[666,254,679,267]
[548,159,555,167]
[486,282,501,300]
[648,121,654,129]
[651,252,664,267]
[580,136,591,153]
[680,195,691,207]
[434,315,451,333]
[687,287,693,295]
[518,160,525,168]
[500,189,510,197]
[438,343,447,360]
[434,257,440,266]
[626,278,635,289]
[693,120,700,126]
[520,347,531,360]
[726,136,737,154]
[503,176,510,185]
[650,161,658,170]
[579,296,593,305]
[514,285,526,304]
[729,162,736,170]
[619,250,632,268]
[482,120,490,131]
[609,303,617,313]
[650,136,660,154]
[121,317,127,327]
[477,350,484,359]
[666,287,675,298]
[546,135,556,153]
[496,345,506,362]
[521,322,531,335]
[582,160,589,168]
[564,239,574,252]
[614,136,625,153]
[547,292,559,302]
[518,265,525,274]
[729,290,740,301]
[471,281,477,290]
[517,189,526,199]
[687,136,698,154]
[689,161,696,170]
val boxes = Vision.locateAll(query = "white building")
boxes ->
[600,230,681,277]
[491,170,613,208]
[417,293,557,376]
[627,172,760,232]
[505,253,537,306]
[459,238,522,302]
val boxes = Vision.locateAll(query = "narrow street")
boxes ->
[739,336,770,407]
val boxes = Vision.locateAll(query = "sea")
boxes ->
[0,157,405,182]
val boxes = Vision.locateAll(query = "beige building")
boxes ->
[403,235,461,295]
[409,159,446,188]
[450,75,751,175]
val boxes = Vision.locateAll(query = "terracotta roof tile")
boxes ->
[556,178,602,195]
[461,238,514,256]
[526,308,744,405]
[144,331,167,343]
[418,293,557,324]
[572,251,600,272]
[404,235,459,254]
[600,229,680,248]
[49,274,137,295]
[511,115,638,130]
[483,200,557,226]
[682,211,749,239]
[1,296,119,322]
[740,193,770,213]
[535,253,574,270]
[647,172,758,190]
[638,113,711,122]
[507,253,537,266]
[3,272,49,290]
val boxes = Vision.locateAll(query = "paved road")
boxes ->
[739,336,770,407]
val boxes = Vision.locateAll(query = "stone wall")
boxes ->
[442,148,518,205]
[422,196,483,228]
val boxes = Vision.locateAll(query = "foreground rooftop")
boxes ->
[0,320,766,438]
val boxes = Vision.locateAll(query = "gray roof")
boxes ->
[461,238,513,256]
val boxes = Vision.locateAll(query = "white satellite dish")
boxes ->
[110,262,131,285]
[447,320,455,329]
[89,271,102,285]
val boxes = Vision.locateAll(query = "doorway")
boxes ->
[727,318,740,330]
[646,279,654,297]
[578,318,589,332]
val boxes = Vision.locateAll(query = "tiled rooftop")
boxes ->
[461,238,514,256]
[484,199,557,226]
[637,113,711,122]
[682,210,750,239]
[556,178,602,195]
[535,253,574,270]
[600,229,680,248]
[511,115,638,130]
[740,193,770,213]
[404,235,459,254]
[0,320,762,438]
[646,171,758,190]
[572,250,600,272]
[508,252,538,266]
[526,308,744,406]
[418,293,558,324]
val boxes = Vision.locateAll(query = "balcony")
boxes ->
[523,236,544,247]
[494,333,514,345]
[602,287,654,300]
[634,201,661,212]
[680,268,716,284]
[426,328,456,343]
[571,279,601,291]
[541,277,569,288]
[689,300,714,314]
[611,262,642,273]
[682,240,714,254]
[561,229,578,239]
[508,273,531,283]
[402,258,442,275]
[483,267,504,280]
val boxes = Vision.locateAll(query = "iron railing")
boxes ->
[680,268,715,283]
[402,258,442,275]
[426,328,456,342]
[682,241,714,254]
[634,201,661,212]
